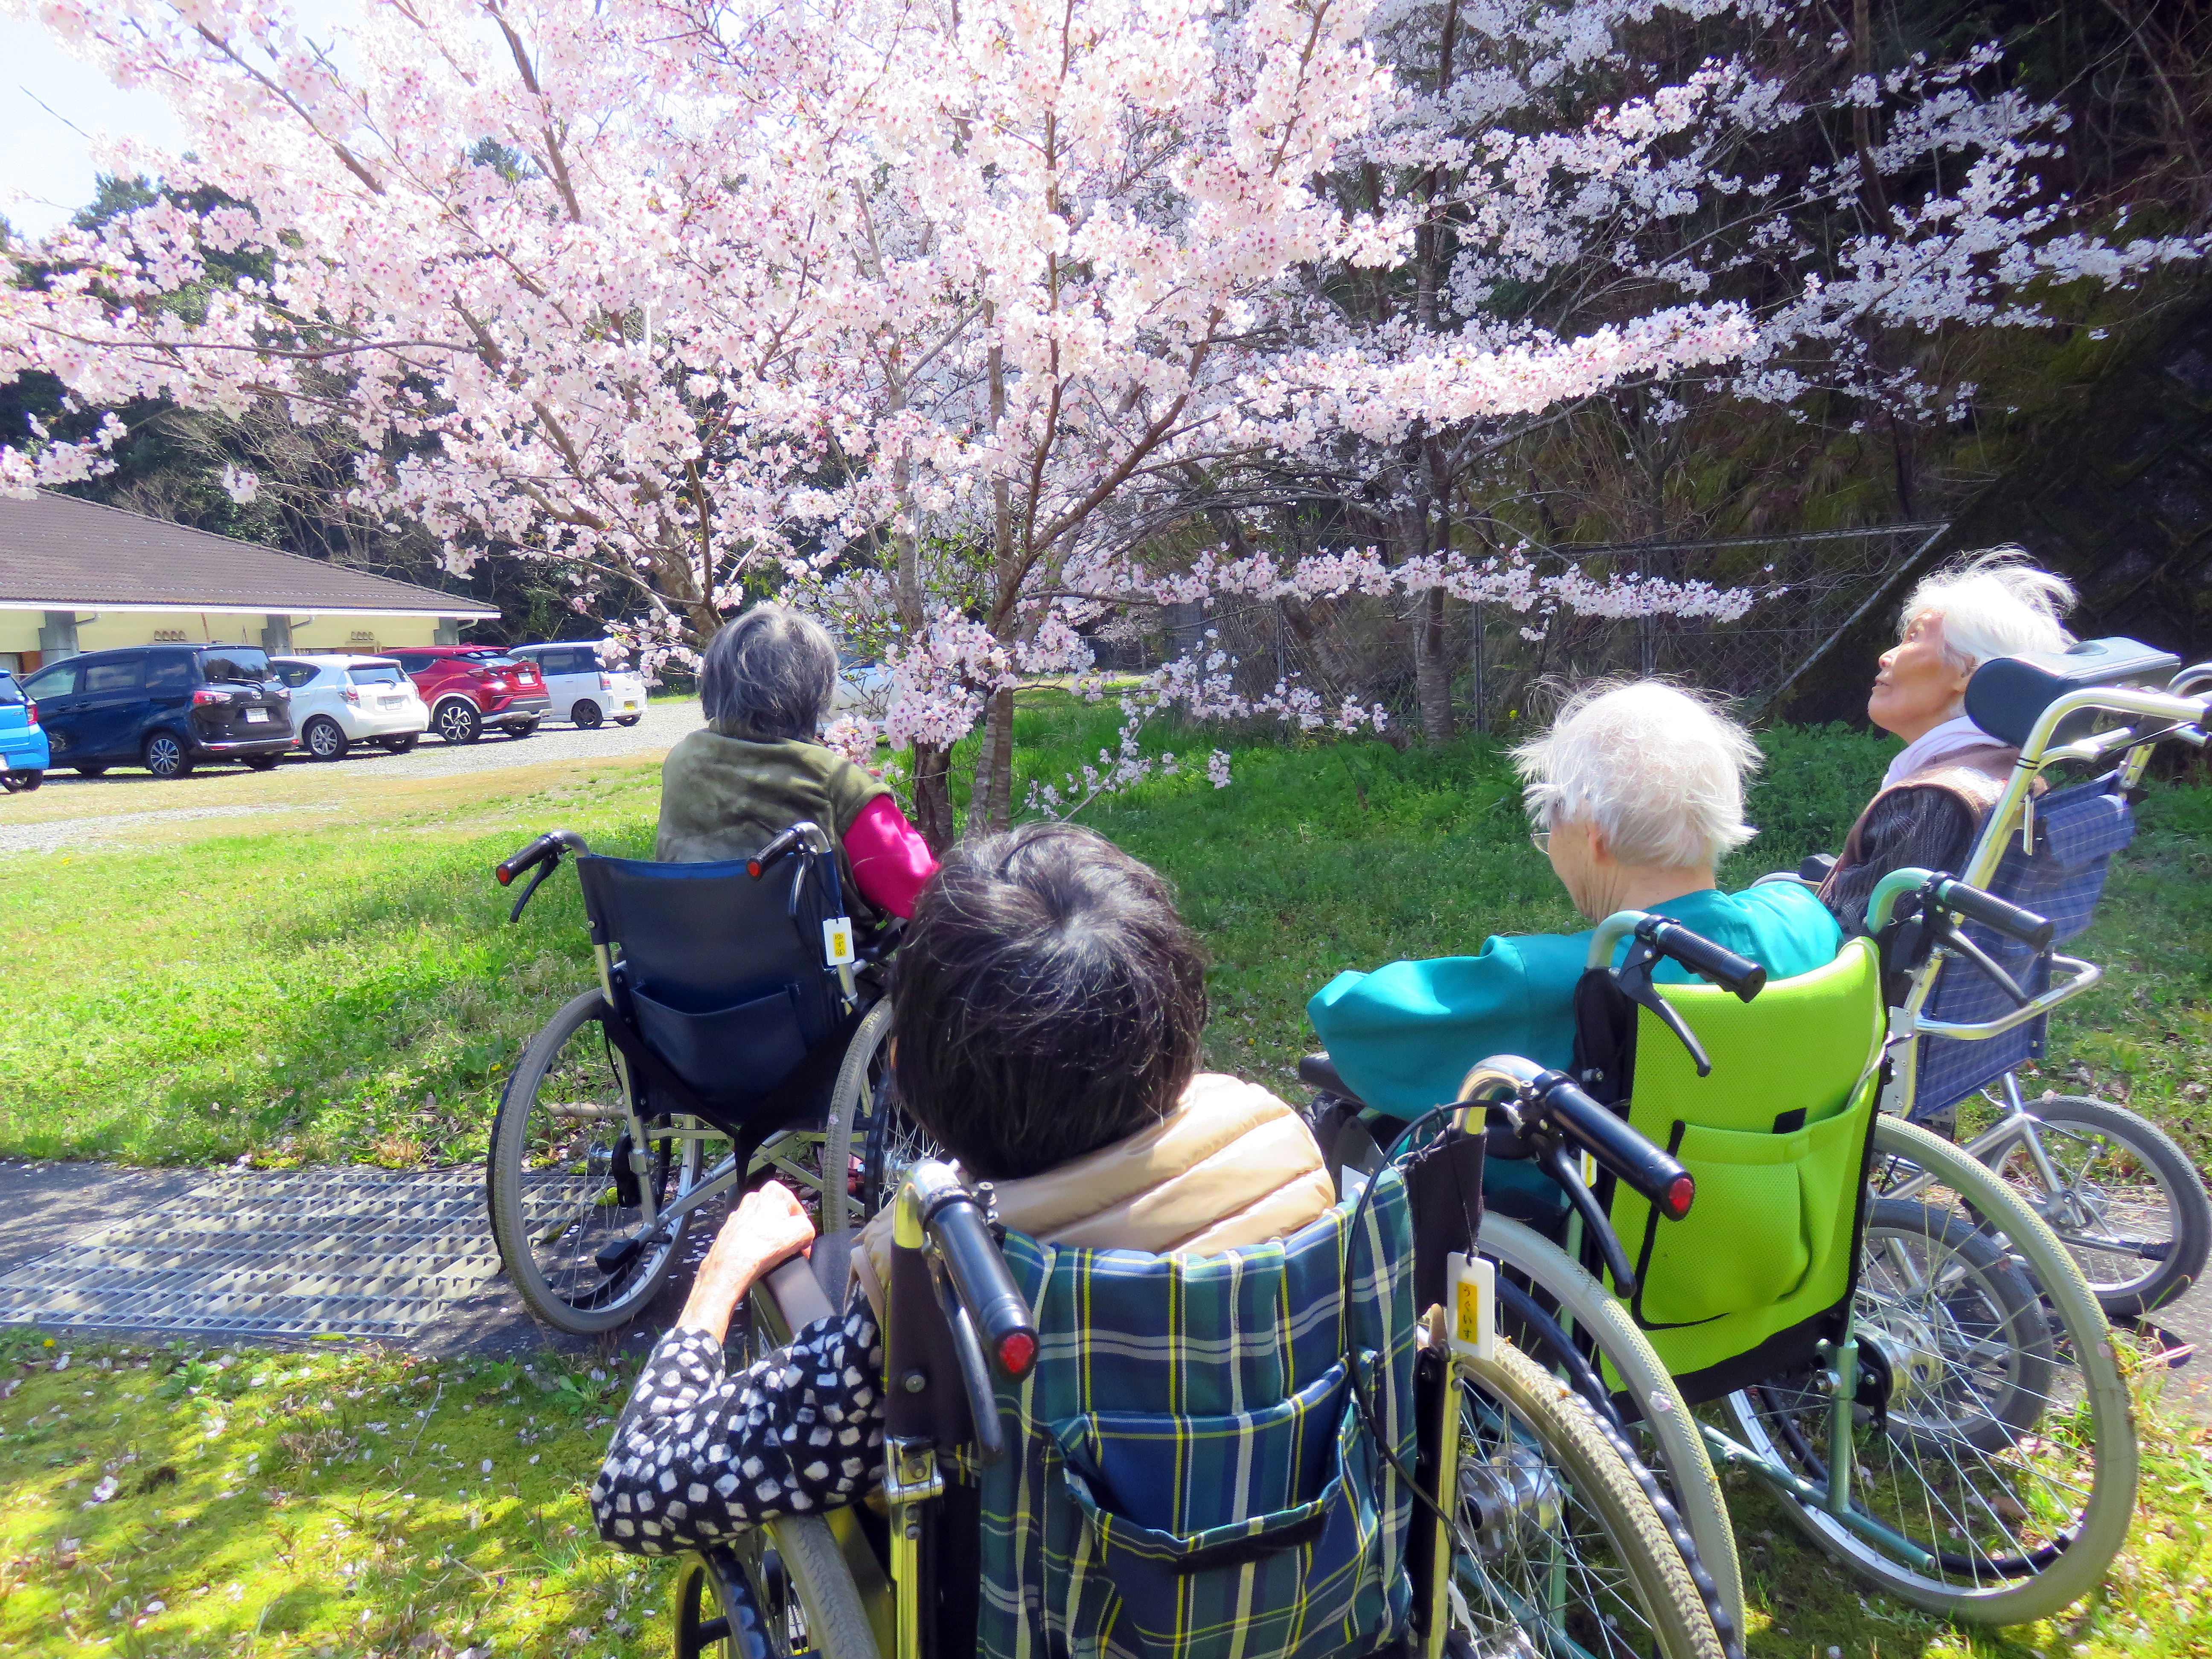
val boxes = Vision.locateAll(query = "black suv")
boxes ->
[20,644,297,779]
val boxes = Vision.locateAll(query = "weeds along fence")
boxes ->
[1167,523,1948,736]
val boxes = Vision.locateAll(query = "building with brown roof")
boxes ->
[0,490,499,674]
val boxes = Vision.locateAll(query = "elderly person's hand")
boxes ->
[677,1180,817,1344]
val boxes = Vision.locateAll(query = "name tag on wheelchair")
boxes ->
[1447,1251,1496,1362]
[822,916,856,966]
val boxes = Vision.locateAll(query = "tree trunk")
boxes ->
[910,742,958,853]
[966,687,1018,836]
[1413,585,1455,743]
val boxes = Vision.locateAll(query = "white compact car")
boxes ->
[270,655,431,760]
[509,642,647,729]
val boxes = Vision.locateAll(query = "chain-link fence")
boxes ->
[1141,523,1947,735]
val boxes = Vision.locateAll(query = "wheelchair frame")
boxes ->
[486,824,896,1333]
[680,1150,1733,1659]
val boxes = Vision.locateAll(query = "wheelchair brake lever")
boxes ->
[1928,917,2034,1008]
[1617,941,1713,1077]
[508,853,560,923]
[1538,1142,1639,1298]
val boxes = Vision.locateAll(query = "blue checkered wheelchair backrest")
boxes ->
[1911,771,2135,1119]
[972,1170,1420,1659]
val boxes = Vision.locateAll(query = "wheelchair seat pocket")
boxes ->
[1050,1353,1403,1659]
[1634,1100,1866,1331]
[627,982,809,1109]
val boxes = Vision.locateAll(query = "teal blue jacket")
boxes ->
[1307,883,1843,1122]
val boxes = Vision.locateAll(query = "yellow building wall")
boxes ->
[0,608,462,663]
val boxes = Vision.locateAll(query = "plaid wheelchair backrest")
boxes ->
[1910,771,2136,1120]
[971,1169,1420,1659]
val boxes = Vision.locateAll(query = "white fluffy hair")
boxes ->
[1902,547,2075,672]
[1514,681,1761,869]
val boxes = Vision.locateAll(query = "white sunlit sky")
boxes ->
[1,2,362,239]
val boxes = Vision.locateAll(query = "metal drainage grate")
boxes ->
[0,1167,500,1340]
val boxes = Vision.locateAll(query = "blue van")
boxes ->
[18,645,294,780]
[0,670,49,792]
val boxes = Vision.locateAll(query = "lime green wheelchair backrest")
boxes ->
[1604,936,1887,1394]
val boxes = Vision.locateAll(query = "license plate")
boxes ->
[244,708,271,724]
[379,694,402,705]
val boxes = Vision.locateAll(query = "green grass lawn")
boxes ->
[1,694,2209,1655]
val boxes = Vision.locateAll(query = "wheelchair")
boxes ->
[483,822,898,1334]
[668,1133,1738,1659]
[1308,887,2144,1625]
[1802,646,2212,1321]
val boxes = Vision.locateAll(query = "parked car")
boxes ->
[270,655,431,760]
[0,670,48,792]
[386,646,552,745]
[17,644,294,779]
[508,642,647,729]
[830,651,891,719]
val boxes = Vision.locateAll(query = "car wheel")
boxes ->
[241,755,282,771]
[614,715,642,727]
[143,731,194,780]
[75,765,108,778]
[378,734,419,754]
[434,699,482,745]
[0,770,41,793]
[303,716,349,762]
[505,720,539,739]
[570,700,603,730]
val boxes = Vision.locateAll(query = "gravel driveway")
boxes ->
[0,699,699,856]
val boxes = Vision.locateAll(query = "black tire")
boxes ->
[302,716,349,762]
[486,990,700,1333]
[571,700,604,731]
[0,770,40,793]
[142,731,194,780]
[614,714,642,727]
[1991,1093,2212,1319]
[434,699,482,745]
[504,720,539,739]
[74,765,108,778]
[378,734,419,754]
[242,755,282,771]
[675,1545,807,1658]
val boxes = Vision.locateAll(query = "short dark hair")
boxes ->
[699,603,838,741]
[889,823,1209,1181]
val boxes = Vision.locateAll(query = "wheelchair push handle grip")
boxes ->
[494,829,586,886]
[1638,917,1765,1002]
[924,1188,1039,1382]
[1930,877,2055,952]
[1534,1071,1696,1222]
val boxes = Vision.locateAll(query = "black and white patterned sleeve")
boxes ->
[592,1289,886,1554]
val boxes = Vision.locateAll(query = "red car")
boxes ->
[389,646,553,745]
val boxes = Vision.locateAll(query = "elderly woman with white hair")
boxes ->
[1308,680,1841,1148]
[1817,549,2075,933]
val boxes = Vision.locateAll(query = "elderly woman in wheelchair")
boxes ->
[593,824,1732,1659]
[659,601,937,923]
[1307,680,1841,1220]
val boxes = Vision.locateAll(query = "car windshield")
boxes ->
[0,675,20,706]
[350,664,405,686]
[199,647,273,684]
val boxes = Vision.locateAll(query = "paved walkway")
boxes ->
[0,1160,711,1360]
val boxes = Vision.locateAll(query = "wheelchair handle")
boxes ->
[1636,917,1764,1001]
[494,828,588,886]
[921,1178,1039,1383]
[1926,876,2054,951]
[1460,1056,1695,1222]
[747,821,834,879]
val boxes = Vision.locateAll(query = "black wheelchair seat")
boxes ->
[574,851,853,1130]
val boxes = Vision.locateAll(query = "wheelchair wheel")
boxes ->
[487,990,710,1334]
[1985,1093,2211,1320]
[1478,1213,1743,1635]
[673,1543,805,1658]
[818,998,893,1235]
[1725,1115,2138,1623]
[859,1090,942,1221]
[1447,1340,1725,1659]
